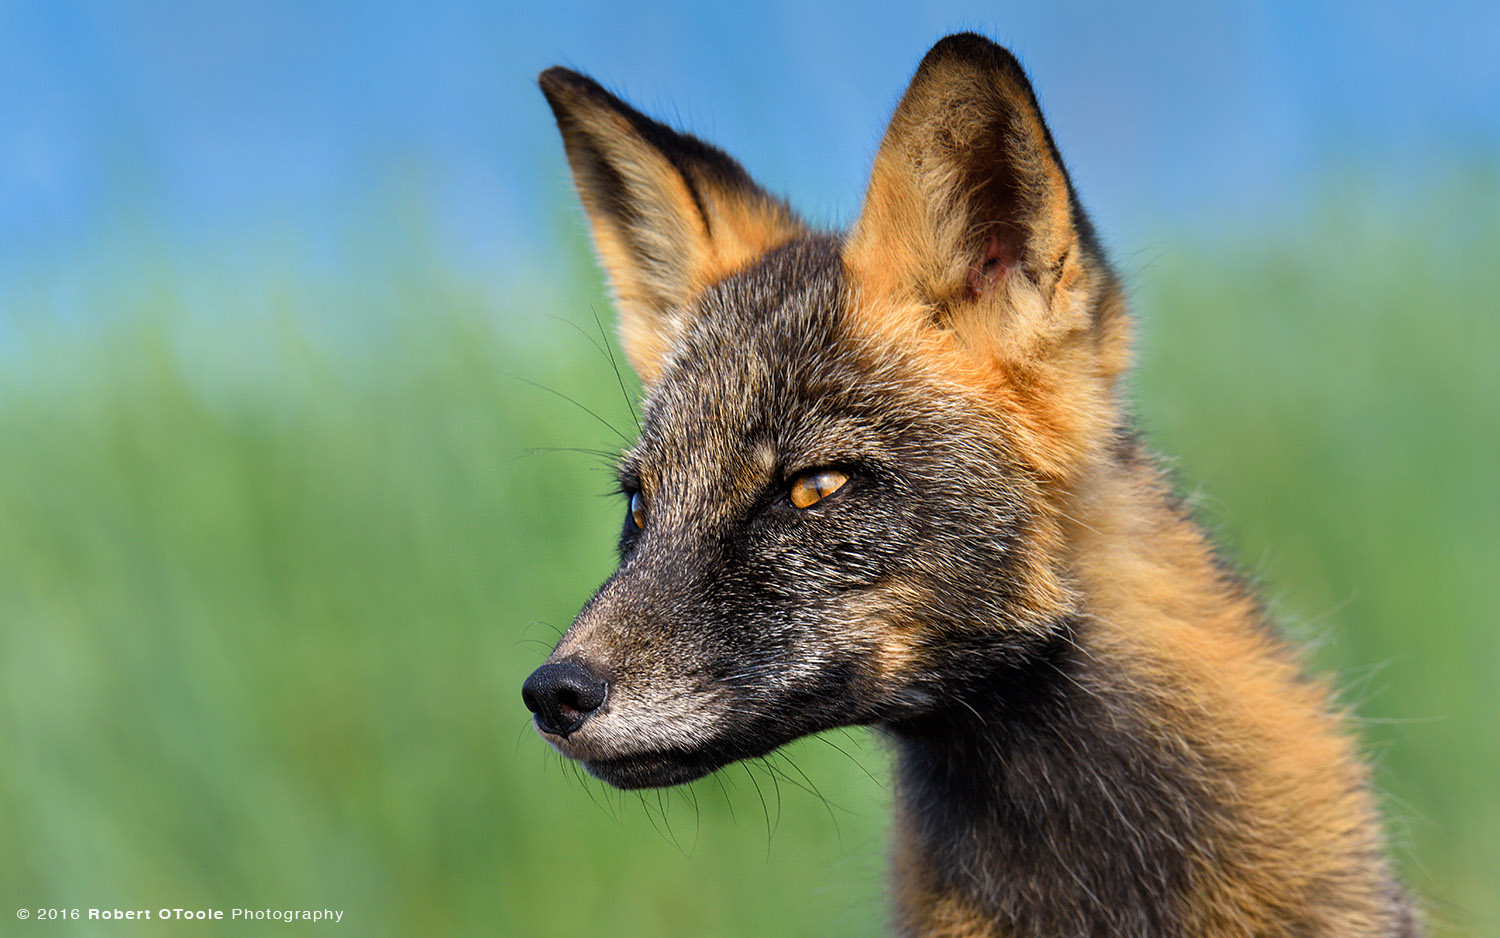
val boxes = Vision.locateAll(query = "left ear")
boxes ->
[540,67,804,384]
[846,34,1120,355]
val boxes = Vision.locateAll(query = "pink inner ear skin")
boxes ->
[965,230,1016,300]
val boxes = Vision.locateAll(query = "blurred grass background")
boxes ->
[1,174,1495,936]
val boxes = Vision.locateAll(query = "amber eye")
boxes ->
[628,492,647,530]
[789,469,849,509]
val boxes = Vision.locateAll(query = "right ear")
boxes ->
[540,68,804,383]
[845,34,1116,347]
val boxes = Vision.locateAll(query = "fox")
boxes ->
[522,33,1420,938]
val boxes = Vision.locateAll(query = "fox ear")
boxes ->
[847,34,1114,344]
[540,68,803,383]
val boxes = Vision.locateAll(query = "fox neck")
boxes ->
[888,617,1210,937]
[885,443,1408,938]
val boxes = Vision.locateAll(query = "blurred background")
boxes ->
[1,1,1496,935]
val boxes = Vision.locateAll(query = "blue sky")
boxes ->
[2,0,1497,301]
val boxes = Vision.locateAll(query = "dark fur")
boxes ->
[891,620,1219,937]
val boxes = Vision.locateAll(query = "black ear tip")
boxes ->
[931,31,996,53]
[538,65,577,88]
[921,32,1027,80]
[538,66,600,102]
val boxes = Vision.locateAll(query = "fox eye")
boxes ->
[789,469,849,509]
[628,491,647,530]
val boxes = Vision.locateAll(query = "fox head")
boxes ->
[524,34,1130,788]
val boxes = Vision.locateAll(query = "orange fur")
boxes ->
[836,35,1409,937]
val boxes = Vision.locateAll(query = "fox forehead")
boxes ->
[623,237,864,489]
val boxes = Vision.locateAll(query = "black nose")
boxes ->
[521,659,608,738]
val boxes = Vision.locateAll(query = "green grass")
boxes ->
[1,182,1495,936]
